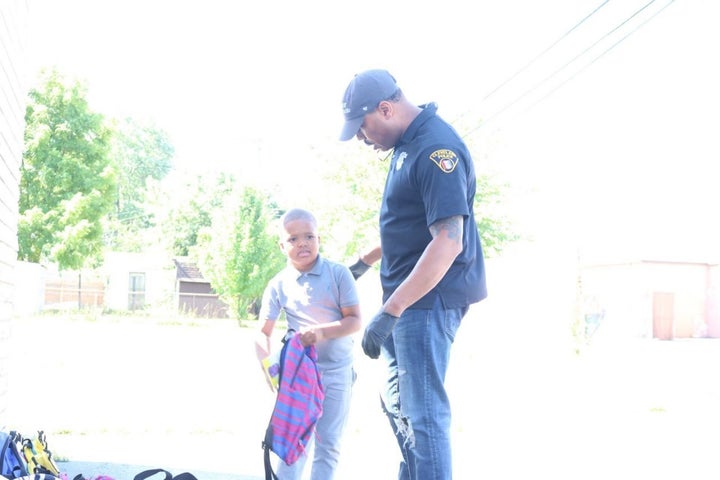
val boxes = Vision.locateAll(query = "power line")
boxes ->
[452,0,612,127]
[480,0,611,104]
[462,0,673,139]
[491,0,658,124]
[522,0,676,115]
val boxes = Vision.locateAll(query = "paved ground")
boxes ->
[5,289,720,479]
[57,461,259,480]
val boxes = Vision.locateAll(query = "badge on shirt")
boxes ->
[429,149,458,173]
[395,151,407,171]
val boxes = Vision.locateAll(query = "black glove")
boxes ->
[348,258,371,280]
[362,311,399,359]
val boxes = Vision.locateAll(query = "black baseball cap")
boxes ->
[340,69,399,141]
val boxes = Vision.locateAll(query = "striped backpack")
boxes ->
[262,331,324,480]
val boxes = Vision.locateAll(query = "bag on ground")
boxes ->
[1,430,29,479]
[21,431,60,477]
[8,475,62,480]
[261,331,324,480]
[72,474,116,479]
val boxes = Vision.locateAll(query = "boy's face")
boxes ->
[279,218,320,272]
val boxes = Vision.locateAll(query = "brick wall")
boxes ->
[0,0,29,423]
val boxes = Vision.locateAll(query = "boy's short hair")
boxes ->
[280,208,317,229]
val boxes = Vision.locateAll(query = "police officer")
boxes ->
[340,69,487,480]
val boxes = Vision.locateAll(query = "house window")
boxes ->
[128,272,146,310]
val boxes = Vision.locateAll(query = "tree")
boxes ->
[162,172,236,257]
[194,185,285,320]
[19,69,116,269]
[305,142,384,263]
[474,173,520,257]
[104,117,174,251]
[310,141,518,262]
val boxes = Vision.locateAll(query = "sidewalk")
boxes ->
[57,461,262,480]
[8,314,720,479]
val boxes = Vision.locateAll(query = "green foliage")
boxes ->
[311,142,519,261]
[194,185,285,319]
[19,69,116,269]
[104,117,174,251]
[162,172,236,257]
[304,143,385,263]
[474,173,520,258]
[17,67,517,314]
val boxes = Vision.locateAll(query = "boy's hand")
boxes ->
[255,340,275,392]
[254,341,270,362]
[362,311,399,359]
[299,328,323,347]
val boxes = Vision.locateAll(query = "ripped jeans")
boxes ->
[380,297,466,480]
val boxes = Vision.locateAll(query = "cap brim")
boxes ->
[339,116,364,141]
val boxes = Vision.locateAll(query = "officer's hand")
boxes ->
[348,258,371,280]
[362,311,399,359]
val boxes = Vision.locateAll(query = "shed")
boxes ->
[174,257,229,318]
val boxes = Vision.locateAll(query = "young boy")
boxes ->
[255,208,362,480]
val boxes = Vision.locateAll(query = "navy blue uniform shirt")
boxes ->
[379,103,487,309]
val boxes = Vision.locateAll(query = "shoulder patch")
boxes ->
[429,149,458,173]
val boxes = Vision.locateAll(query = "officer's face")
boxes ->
[356,108,396,152]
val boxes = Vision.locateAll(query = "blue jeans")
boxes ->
[277,365,355,480]
[380,297,465,480]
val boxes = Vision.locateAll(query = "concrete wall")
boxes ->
[0,0,29,424]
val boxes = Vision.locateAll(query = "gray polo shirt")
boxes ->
[259,255,359,372]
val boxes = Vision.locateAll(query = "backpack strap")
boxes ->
[133,468,198,480]
[173,473,198,480]
[262,424,279,480]
[133,468,172,480]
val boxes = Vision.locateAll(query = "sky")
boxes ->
[24,0,720,263]
[23,0,631,171]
